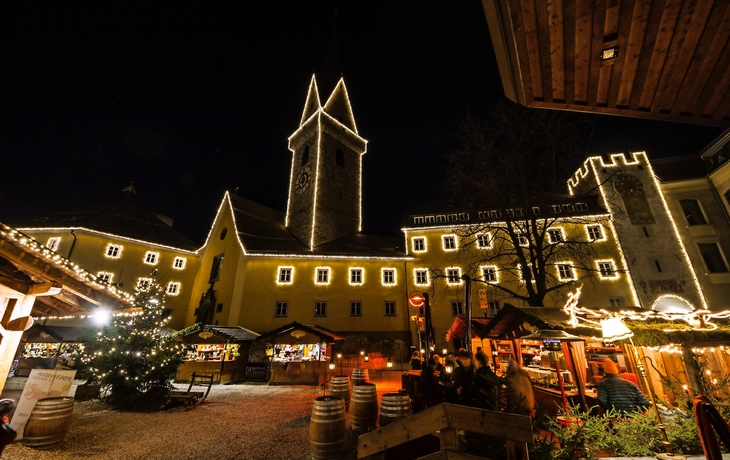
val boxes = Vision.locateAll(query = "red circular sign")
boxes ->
[409,292,425,308]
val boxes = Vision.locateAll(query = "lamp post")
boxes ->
[336,352,343,376]
[601,317,672,456]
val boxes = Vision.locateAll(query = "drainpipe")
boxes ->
[66,230,77,261]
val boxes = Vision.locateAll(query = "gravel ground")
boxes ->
[2,383,368,460]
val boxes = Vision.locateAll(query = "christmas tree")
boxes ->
[81,271,183,406]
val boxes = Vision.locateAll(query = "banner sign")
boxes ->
[10,369,76,439]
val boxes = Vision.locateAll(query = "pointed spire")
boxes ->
[323,78,358,133]
[122,181,137,197]
[300,74,321,126]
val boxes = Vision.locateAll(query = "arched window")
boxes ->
[300,145,310,167]
[336,147,345,167]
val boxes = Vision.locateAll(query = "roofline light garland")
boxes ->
[17,227,197,254]
[401,213,612,232]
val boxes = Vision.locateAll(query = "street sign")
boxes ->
[408,291,425,308]
[479,289,488,309]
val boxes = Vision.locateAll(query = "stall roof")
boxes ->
[172,323,260,344]
[23,324,94,343]
[257,322,345,344]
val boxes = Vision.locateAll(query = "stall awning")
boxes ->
[257,322,345,344]
[22,324,94,343]
[172,323,260,344]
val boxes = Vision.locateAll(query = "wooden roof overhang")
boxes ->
[257,322,345,345]
[172,323,260,344]
[482,0,730,127]
[0,223,130,317]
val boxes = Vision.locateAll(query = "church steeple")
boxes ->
[285,75,367,250]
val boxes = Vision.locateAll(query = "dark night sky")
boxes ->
[1,2,724,244]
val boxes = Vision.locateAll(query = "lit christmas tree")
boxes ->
[81,271,183,406]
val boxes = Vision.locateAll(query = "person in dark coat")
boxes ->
[467,351,500,410]
[454,350,475,404]
[419,363,441,403]
[410,351,423,370]
[597,359,650,415]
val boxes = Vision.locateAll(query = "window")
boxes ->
[425,216,435,223]
[315,301,327,317]
[586,225,604,241]
[557,263,576,281]
[173,257,186,269]
[349,268,363,285]
[575,202,588,211]
[414,269,429,286]
[46,237,60,252]
[384,301,396,316]
[315,267,331,285]
[216,303,223,313]
[698,242,729,273]
[516,232,528,247]
[275,301,288,317]
[608,298,623,308]
[137,278,152,291]
[451,301,464,316]
[97,272,113,283]
[481,266,498,282]
[105,244,122,259]
[209,254,224,282]
[446,267,462,285]
[488,300,501,317]
[144,251,159,265]
[436,215,447,223]
[458,213,469,221]
[476,233,492,249]
[276,267,293,284]
[680,199,707,225]
[350,301,362,316]
[167,282,181,296]
[532,206,541,216]
[413,216,424,225]
[442,235,457,251]
[548,228,564,243]
[412,237,426,252]
[382,268,396,285]
[597,260,618,279]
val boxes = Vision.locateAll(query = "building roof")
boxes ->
[652,155,712,182]
[23,324,93,343]
[14,197,198,251]
[228,193,405,257]
[257,322,345,344]
[173,323,260,344]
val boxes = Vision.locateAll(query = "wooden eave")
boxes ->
[482,0,730,127]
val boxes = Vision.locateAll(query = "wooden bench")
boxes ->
[165,372,214,410]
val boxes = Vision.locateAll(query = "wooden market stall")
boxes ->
[173,323,259,384]
[16,324,93,376]
[257,322,344,385]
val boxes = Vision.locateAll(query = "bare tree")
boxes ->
[443,100,616,307]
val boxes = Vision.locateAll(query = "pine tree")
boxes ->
[81,272,183,406]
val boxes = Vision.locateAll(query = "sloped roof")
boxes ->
[652,155,711,182]
[257,322,345,344]
[23,324,94,343]
[14,198,198,251]
[173,323,259,343]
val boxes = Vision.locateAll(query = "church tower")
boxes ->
[285,75,368,249]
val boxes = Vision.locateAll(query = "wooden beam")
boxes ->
[507,0,537,104]
[358,405,448,459]
[535,0,555,102]
[520,0,545,100]
[615,0,653,107]
[574,0,593,103]
[563,0,576,104]
[442,404,533,443]
[628,0,671,111]
[547,0,566,101]
[587,0,607,106]
[418,451,488,460]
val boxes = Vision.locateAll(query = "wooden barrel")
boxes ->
[23,397,74,450]
[329,376,351,410]
[310,396,346,460]
[352,368,369,386]
[380,392,412,426]
[350,383,378,430]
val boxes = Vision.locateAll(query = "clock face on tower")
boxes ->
[295,167,311,194]
[613,174,645,197]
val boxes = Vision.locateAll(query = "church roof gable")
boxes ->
[300,74,321,126]
[322,78,358,133]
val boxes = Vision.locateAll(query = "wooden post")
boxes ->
[440,427,459,452]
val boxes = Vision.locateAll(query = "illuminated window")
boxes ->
[488,300,501,317]
[97,272,113,283]
[173,257,186,269]
[349,268,363,285]
[481,266,498,282]
[586,225,604,241]
[275,301,288,317]
[144,251,159,265]
[557,263,576,281]
[608,297,623,308]
[137,278,152,291]
[414,269,429,286]
[315,267,331,285]
[680,199,707,225]
[437,215,447,223]
[105,244,122,259]
[315,301,327,317]
[597,260,618,279]
[446,267,462,285]
[698,243,729,273]
[350,301,362,316]
[451,301,463,316]
[516,232,528,247]
[382,269,396,285]
[278,267,293,284]
[548,228,565,243]
[46,237,60,251]
[412,237,426,252]
[476,233,492,249]
[442,235,457,251]
[384,301,396,316]
[167,282,181,296]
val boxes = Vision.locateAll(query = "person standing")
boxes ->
[467,352,500,410]
[597,359,650,415]
[454,350,475,404]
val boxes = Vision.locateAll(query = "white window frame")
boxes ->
[167,282,181,296]
[586,225,605,241]
[596,260,619,279]
[697,242,730,273]
[277,266,293,284]
[46,237,61,252]
[412,237,426,253]
[516,232,529,247]
[487,300,501,317]
[382,268,396,286]
[105,244,122,259]
[442,234,457,252]
[144,251,159,265]
[476,233,492,249]
[173,257,187,270]
[315,267,331,285]
[384,301,396,316]
[557,263,576,281]
[349,268,364,285]
[548,227,565,244]
[446,267,462,285]
[275,301,288,317]
[481,265,498,283]
[414,269,429,286]
[350,301,362,316]
[314,301,327,317]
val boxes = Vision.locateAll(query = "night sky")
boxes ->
[1,2,724,244]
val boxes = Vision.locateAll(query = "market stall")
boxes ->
[17,324,92,376]
[173,323,259,383]
[257,322,344,385]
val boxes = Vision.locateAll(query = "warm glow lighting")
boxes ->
[364,354,369,362]
[387,358,393,368]
[92,309,112,326]
[329,360,336,370]
[600,317,634,342]
[381,268,397,286]
[276,266,294,285]
[143,251,159,265]
[442,234,458,252]
[105,243,123,259]
[411,236,427,253]
[445,364,453,374]
[173,257,187,270]
[166,282,181,296]
[349,267,364,286]
[413,268,430,286]
[314,267,331,285]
